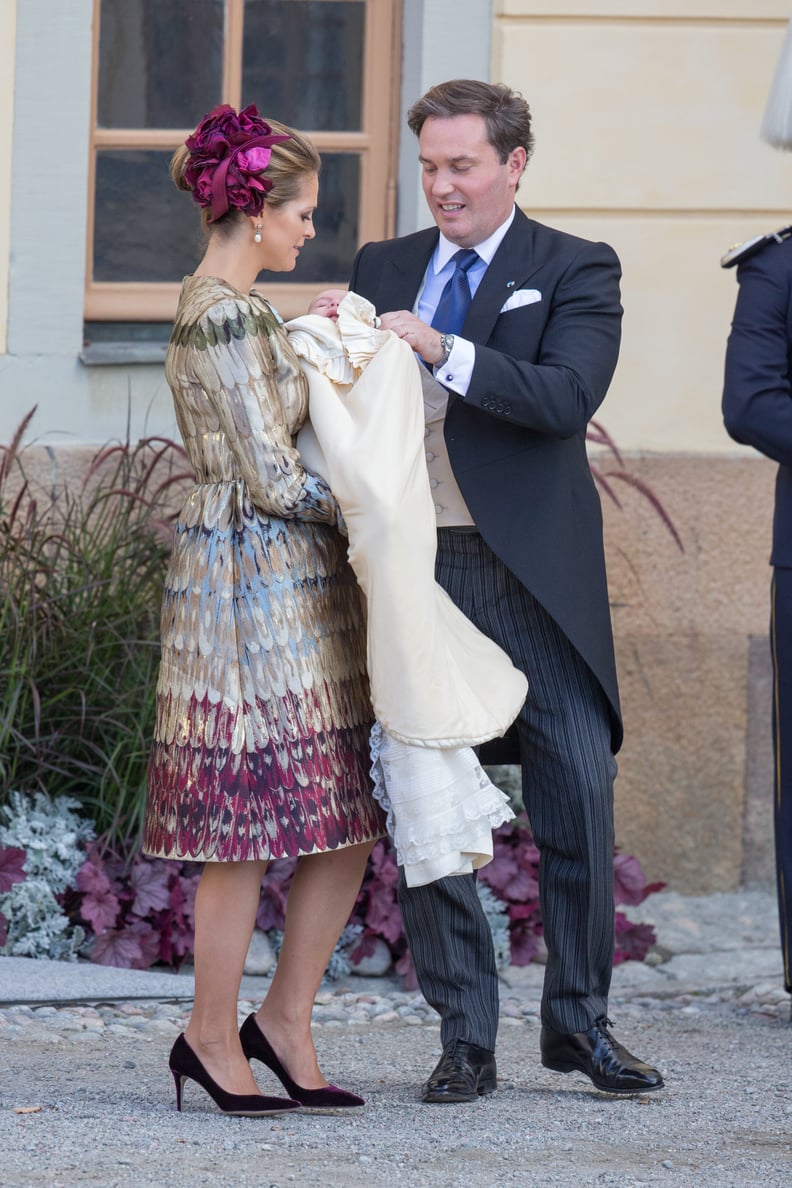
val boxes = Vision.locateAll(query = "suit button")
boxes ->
[496,401,504,413]
[504,404,512,415]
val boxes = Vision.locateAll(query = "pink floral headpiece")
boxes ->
[184,104,292,223]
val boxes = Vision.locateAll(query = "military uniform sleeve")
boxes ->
[722,248,792,467]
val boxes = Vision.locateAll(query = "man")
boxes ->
[721,17,792,1018]
[349,79,663,1102]
[722,224,792,1008]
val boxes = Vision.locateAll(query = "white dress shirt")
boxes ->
[416,207,516,393]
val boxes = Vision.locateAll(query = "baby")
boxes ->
[306,288,348,322]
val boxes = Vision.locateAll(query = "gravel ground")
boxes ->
[2,984,791,1186]
[2,892,792,1187]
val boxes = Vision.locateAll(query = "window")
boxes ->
[86,0,401,324]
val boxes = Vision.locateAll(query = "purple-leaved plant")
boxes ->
[70,842,200,970]
[479,816,665,967]
[613,850,666,963]
[0,844,27,947]
[65,819,663,976]
[479,817,543,964]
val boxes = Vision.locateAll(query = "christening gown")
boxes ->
[144,276,385,863]
[286,294,528,886]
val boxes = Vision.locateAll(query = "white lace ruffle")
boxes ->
[369,721,515,887]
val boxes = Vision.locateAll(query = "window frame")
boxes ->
[85,0,401,323]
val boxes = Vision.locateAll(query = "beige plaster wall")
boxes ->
[494,0,792,453]
[602,452,775,892]
[0,0,16,354]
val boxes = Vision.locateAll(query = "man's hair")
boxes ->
[407,79,535,164]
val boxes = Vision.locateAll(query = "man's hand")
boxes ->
[379,310,445,364]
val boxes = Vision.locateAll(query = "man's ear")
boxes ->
[508,146,527,187]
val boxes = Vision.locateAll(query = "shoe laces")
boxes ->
[447,1040,469,1067]
[594,1016,617,1049]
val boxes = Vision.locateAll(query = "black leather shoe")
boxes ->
[541,1017,664,1095]
[421,1040,497,1103]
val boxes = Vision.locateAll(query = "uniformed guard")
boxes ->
[722,18,792,1010]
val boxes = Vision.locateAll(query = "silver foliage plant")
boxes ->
[477,881,511,971]
[266,922,364,983]
[0,791,94,960]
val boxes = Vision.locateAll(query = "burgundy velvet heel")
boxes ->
[169,1033,301,1116]
[239,1013,365,1109]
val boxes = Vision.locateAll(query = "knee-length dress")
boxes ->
[143,275,384,862]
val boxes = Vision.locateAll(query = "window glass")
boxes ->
[94,151,359,286]
[94,151,201,282]
[97,0,224,129]
[87,0,395,322]
[283,153,360,283]
[242,0,364,131]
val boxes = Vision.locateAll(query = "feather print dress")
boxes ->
[144,275,384,862]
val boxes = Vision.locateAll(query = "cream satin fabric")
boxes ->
[288,293,528,749]
[287,294,526,883]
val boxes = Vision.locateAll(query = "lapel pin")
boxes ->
[506,280,515,288]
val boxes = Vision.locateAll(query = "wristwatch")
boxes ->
[436,333,454,368]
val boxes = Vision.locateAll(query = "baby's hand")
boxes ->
[307,288,348,321]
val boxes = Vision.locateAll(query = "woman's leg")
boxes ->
[255,841,375,1087]
[184,859,268,1095]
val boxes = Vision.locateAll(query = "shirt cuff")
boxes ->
[433,336,475,395]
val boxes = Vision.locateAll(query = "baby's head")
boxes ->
[307,288,347,321]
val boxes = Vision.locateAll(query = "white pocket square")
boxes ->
[500,288,542,313]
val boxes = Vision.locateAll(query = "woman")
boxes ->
[144,104,384,1116]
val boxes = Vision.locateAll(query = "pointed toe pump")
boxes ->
[239,1013,365,1109]
[169,1033,301,1116]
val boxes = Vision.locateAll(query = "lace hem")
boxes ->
[369,721,515,887]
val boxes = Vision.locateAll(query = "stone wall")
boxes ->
[603,453,775,892]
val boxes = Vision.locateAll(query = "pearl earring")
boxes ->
[254,223,262,244]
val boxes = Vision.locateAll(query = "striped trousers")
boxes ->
[771,570,792,994]
[398,529,617,1048]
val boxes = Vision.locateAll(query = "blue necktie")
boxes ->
[430,249,479,334]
